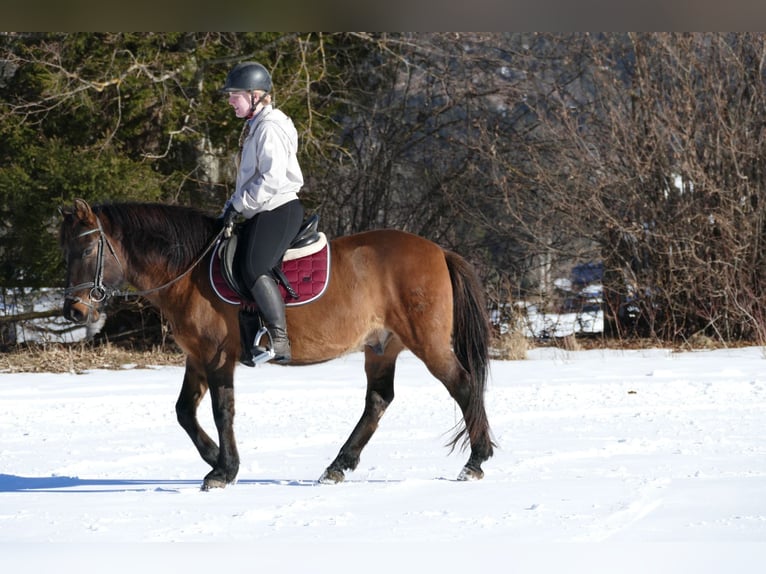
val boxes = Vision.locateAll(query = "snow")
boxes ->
[2,347,766,571]
[521,304,604,337]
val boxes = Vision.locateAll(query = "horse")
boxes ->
[59,198,495,490]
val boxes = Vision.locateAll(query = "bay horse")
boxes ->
[59,198,494,490]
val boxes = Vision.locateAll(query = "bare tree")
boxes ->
[450,32,766,343]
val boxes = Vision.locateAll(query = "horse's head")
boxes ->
[59,198,124,324]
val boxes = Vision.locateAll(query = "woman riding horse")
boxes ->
[220,61,305,365]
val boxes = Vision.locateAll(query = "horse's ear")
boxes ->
[72,198,95,224]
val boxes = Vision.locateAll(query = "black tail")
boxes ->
[444,250,494,456]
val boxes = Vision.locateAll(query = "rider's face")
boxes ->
[228,91,253,118]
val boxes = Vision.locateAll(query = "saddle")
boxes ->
[209,214,330,309]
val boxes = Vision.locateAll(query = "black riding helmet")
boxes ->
[221,61,272,94]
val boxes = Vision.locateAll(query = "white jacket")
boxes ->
[228,105,303,217]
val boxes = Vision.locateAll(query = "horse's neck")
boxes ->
[110,213,210,300]
[120,243,182,295]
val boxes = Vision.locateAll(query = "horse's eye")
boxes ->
[82,246,94,257]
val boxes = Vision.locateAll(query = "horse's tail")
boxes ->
[444,250,495,455]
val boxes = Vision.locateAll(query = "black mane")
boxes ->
[94,202,219,273]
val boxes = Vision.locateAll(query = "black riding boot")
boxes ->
[250,274,291,364]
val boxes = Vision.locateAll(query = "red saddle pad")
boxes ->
[210,238,330,307]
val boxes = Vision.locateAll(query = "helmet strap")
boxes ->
[249,91,263,117]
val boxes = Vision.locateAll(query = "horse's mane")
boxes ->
[94,202,218,273]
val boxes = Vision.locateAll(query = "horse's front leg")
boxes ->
[200,363,240,490]
[175,356,240,489]
[175,358,219,468]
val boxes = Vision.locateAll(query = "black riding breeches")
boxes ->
[236,199,304,290]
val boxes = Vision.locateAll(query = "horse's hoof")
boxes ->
[457,465,484,481]
[201,477,228,491]
[201,470,236,491]
[318,468,345,484]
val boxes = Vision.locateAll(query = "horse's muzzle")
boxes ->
[63,296,101,324]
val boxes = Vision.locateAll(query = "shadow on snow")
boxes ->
[0,473,403,492]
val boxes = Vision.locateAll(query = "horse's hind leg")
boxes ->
[415,346,494,481]
[440,357,493,480]
[319,338,403,483]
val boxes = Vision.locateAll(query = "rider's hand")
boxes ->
[222,206,237,226]
[220,205,238,237]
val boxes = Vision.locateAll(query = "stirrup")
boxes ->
[250,327,277,365]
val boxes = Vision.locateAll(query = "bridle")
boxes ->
[63,215,123,316]
[64,213,224,316]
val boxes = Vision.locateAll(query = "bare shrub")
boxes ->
[492,329,528,361]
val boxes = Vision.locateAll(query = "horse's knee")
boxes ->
[371,386,394,407]
[365,389,394,424]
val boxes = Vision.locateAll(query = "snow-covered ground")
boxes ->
[2,347,765,571]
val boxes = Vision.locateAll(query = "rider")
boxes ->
[220,61,304,365]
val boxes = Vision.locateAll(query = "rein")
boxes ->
[64,214,224,307]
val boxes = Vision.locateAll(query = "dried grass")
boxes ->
[491,330,529,361]
[0,342,184,374]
